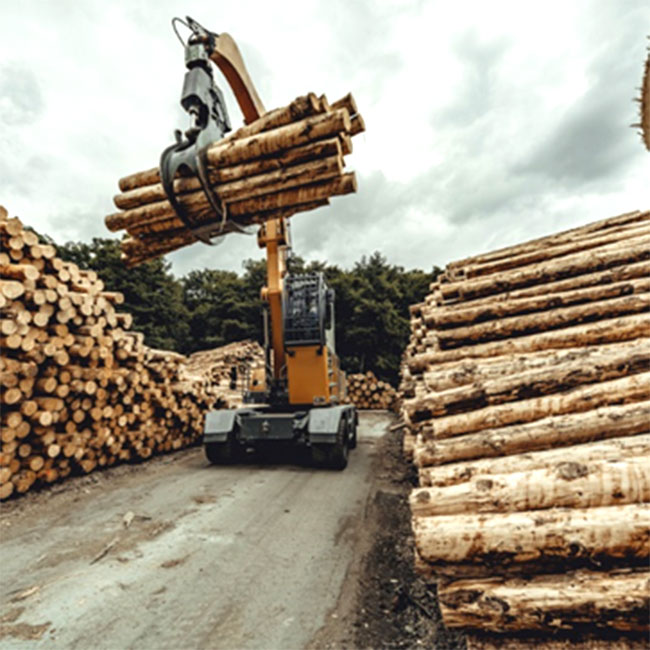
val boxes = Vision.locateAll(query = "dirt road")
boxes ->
[0,412,394,650]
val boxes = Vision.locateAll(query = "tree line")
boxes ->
[49,236,440,385]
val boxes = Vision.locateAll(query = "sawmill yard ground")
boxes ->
[0,411,463,650]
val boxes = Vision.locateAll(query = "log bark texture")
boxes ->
[413,504,650,569]
[413,401,650,467]
[411,457,650,516]
[438,570,650,632]
[418,433,650,487]
[107,92,364,265]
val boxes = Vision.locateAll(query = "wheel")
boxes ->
[348,416,357,450]
[311,418,349,470]
[329,419,349,470]
[204,429,237,465]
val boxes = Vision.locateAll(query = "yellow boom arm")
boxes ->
[209,34,287,381]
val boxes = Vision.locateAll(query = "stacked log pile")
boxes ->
[0,210,256,499]
[105,92,364,266]
[345,371,398,410]
[182,340,264,407]
[399,209,650,646]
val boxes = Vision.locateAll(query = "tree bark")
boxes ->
[455,220,650,281]
[113,139,342,211]
[413,503,650,568]
[445,210,648,273]
[411,457,650,516]
[413,401,650,467]
[465,634,649,650]
[440,235,650,302]
[408,313,650,373]
[421,373,650,440]
[421,338,649,393]
[438,569,650,633]
[418,433,650,487]
[427,277,650,328]
[406,340,649,422]
[436,293,650,349]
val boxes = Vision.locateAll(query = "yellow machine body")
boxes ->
[287,346,329,405]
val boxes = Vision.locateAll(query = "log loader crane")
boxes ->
[161,18,357,469]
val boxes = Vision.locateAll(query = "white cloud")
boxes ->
[0,0,648,276]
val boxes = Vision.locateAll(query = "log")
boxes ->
[118,203,330,266]
[114,138,342,210]
[116,93,328,192]
[465,635,649,650]
[114,152,342,215]
[411,457,650,517]
[456,219,650,280]
[413,503,650,568]
[414,401,650,467]
[108,171,354,235]
[445,210,648,271]
[440,235,650,302]
[408,312,650,372]
[428,277,650,328]
[418,433,650,487]
[407,339,650,421]
[204,107,350,168]
[422,373,650,440]
[421,338,649,394]
[440,259,650,309]
[0,280,25,300]
[0,263,40,281]
[436,293,650,349]
[438,569,650,632]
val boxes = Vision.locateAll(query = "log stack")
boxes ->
[0,210,260,500]
[105,92,364,266]
[182,339,264,407]
[345,371,398,411]
[399,209,650,646]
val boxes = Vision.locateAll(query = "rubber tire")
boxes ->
[348,418,357,450]
[329,419,349,470]
[311,418,349,470]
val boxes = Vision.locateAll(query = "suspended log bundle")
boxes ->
[398,209,650,645]
[0,210,261,499]
[345,371,398,411]
[105,92,365,266]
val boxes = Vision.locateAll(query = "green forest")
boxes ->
[48,236,440,386]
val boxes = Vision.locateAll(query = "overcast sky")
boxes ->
[1,0,648,276]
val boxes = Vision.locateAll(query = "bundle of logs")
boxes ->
[399,209,650,647]
[105,92,364,266]
[0,210,259,500]
[182,340,264,407]
[345,371,398,411]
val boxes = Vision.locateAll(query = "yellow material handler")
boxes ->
[160,17,357,469]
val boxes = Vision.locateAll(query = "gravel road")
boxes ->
[0,412,393,650]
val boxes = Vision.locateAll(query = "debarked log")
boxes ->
[413,401,650,467]
[418,433,650,487]
[438,569,650,633]
[413,503,650,569]
[410,457,650,517]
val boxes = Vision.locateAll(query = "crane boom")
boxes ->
[162,16,358,469]
[209,33,266,124]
